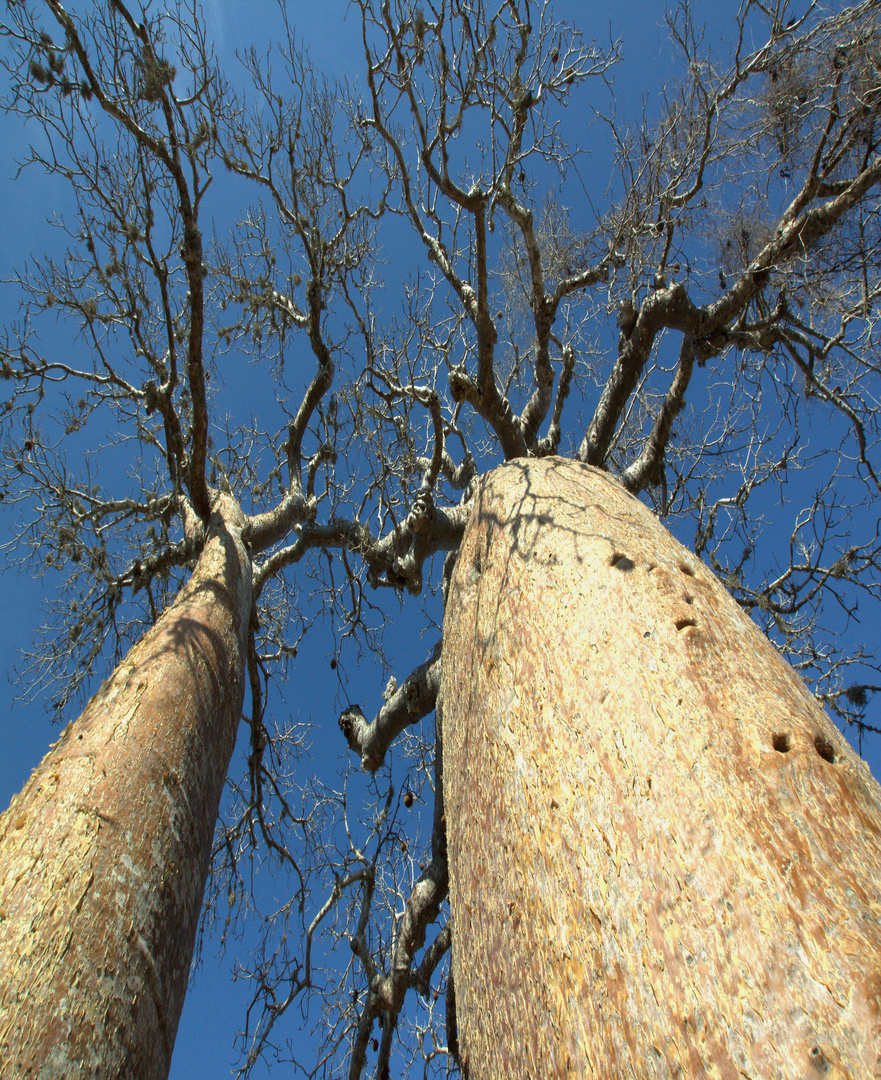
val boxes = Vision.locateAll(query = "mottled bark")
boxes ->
[442,457,881,1079]
[0,494,252,1080]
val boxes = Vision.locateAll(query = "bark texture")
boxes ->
[442,456,881,1079]
[0,495,252,1080]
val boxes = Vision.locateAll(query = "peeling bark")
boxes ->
[442,457,881,1079]
[0,494,252,1080]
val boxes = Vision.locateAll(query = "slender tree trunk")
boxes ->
[0,495,252,1080]
[442,457,881,1079]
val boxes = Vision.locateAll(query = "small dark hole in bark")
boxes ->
[679,562,696,577]
[643,630,651,638]
[814,736,835,763]
[772,733,791,753]
[674,618,697,631]
[610,552,635,571]
[684,594,694,604]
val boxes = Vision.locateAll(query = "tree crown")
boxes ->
[2,0,881,1074]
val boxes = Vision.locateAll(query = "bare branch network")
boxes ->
[2,0,881,1076]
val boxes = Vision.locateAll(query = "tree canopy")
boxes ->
[2,0,881,1076]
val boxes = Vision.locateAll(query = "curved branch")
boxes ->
[339,641,441,772]
[578,281,700,466]
[622,335,695,494]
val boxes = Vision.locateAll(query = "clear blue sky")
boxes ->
[1,3,877,1078]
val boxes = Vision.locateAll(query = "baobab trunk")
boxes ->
[442,457,881,1079]
[0,495,252,1080]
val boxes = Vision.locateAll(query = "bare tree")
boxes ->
[1,0,881,1077]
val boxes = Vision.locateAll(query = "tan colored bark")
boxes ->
[0,495,252,1080]
[442,457,881,1079]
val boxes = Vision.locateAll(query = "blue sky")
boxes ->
[2,2,878,1077]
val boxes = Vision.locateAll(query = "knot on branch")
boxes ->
[616,295,638,339]
[408,490,435,533]
[389,556,422,595]
[179,223,201,262]
[305,279,326,310]
[448,368,475,403]
[143,380,160,415]
[694,327,731,366]
[339,704,368,754]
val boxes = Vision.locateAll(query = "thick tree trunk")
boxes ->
[0,495,252,1080]
[442,457,881,1079]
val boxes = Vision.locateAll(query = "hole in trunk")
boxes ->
[674,618,697,631]
[772,733,791,753]
[610,552,635,571]
[679,562,696,577]
[814,736,835,763]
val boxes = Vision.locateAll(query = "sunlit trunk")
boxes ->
[0,495,251,1080]
[442,457,881,1079]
